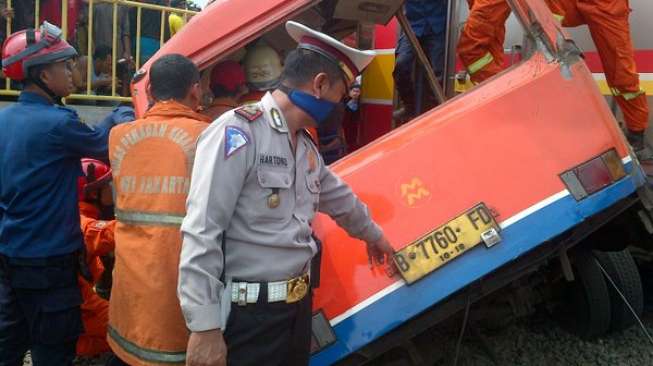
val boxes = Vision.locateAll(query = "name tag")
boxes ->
[259,153,288,167]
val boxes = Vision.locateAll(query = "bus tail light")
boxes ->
[560,149,626,200]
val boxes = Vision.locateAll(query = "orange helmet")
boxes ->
[78,158,112,201]
[2,22,77,81]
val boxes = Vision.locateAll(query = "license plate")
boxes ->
[394,203,499,284]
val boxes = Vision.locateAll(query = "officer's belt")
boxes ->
[231,273,309,306]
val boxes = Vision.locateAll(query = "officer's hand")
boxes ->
[366,235,394,267]
[186,329,227,366]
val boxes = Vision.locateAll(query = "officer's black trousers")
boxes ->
[224,287,312,366]
[0,254,83,366]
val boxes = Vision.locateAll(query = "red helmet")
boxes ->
[78,158,112,201]
[2,21,77,81]
[210,60,246,93]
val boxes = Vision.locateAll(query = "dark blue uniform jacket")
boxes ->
[0,92,111,258]
[406,0,448,37]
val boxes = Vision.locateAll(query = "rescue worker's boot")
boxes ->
[626,130,653,177]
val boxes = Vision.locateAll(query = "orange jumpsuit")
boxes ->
[457,0,512,84]
[77,202,116,357]
[457,0,649,132]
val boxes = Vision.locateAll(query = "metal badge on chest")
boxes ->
[270,108,284,129]
[268,188,281,209]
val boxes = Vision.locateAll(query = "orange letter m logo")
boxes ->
[400,177,430,207]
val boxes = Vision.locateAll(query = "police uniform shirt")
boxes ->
[179,92,383,332]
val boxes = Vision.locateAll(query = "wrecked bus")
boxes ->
[132,0,653,364]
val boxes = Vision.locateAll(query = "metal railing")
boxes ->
[1,0,198,103]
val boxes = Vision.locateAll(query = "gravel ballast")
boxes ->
[440,310,653,366]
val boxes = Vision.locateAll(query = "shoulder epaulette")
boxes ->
[234,104,263,122]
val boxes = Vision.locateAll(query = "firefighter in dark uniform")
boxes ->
[179,21,395,366]
[0,22,116,365]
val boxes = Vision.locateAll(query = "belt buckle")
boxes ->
[286,274,309,304]
[237,282,248,306]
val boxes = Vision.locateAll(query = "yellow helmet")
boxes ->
[244,43,282,91]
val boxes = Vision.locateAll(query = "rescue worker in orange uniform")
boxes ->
[457,0,650,160]
[106,54,210,366]
[76,158,116,359]
[76,107,134,360]
[203,60,249,120]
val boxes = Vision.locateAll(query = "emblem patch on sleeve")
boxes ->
[234,105,263,122]
[225,126,250,158]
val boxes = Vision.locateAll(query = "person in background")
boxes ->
[106,54,210,366]
[318,109,348,164]
[240,41,283,105]
[393,0,448,123]
[131,0,166,65]
[0,0,35,55]
[203,60,249,120]
[346,79,362,114]
[39,0,82,43]
[1,0,35,33]
[0,22,116,366]
[75,0,88,56]
[92,2,132,68]
[168,0,186,37]
[317,80,363,165]
[71,45,116,94]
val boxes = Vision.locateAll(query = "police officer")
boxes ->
[0,22,115,365]
[179,21,394,366]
